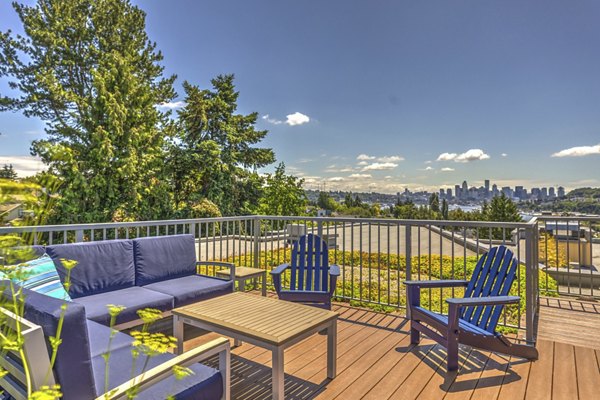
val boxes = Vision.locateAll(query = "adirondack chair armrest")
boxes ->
[329,264,340,276]
[197,261,236,281]
[403,279,468,288]
[328,264,340,297]
[446,296,520,307]
[270,263,290,295]
[96,337,231,400]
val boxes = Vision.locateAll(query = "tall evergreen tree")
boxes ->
[170,76,275,215]
[0,164,18,180]
[0,0,176,223]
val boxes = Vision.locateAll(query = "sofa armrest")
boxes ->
[96,337,231,400]
[197,261,235,281]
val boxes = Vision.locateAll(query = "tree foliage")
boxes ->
[0,164,18,180]
[169,76,275,216]
[259,162,306,217]
[0,0,176,223]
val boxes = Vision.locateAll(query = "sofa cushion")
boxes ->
[73,286,173,326]
[143,275,233,307]
[91,346,223,400]
[86,319,134,358]
[46,240,135,298]
[133,234,197,286]
[1,281,97,400]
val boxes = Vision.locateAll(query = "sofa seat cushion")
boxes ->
[86,319,134,358]
[91,346,223,400]
[143,275,233,307]
[74,287,173,326]
[46,240,135,298]
[133,234,197,286]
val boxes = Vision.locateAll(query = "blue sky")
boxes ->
[1,0,600,192]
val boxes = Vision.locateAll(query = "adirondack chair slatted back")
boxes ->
[289,234,329,292]
[461,245,518,333]
[0,307,55,400]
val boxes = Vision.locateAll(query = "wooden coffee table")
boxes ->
[173,292,338,399]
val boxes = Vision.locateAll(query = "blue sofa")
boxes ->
[1,234,234,399]
[1,284,227,400]
[45,234,233,327]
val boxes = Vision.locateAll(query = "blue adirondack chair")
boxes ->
[405,245,538,371]
[271,234,340,310]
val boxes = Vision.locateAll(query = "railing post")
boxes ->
[317,219,323,238]
[75,230,83,243]
[524,221,538,344]
[253,217,261,269]
[405,223,412,318]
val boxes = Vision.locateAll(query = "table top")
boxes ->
[173,292,337,346]
[215,266,265,278]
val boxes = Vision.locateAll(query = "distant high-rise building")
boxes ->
[541,187,548,199]
[455,184,461,199]
[515,186,524,199]
[549,187,556,198]
[446,188,452,198]
[484,180,490,197]
[557,186,565,197]
[439,188,445,199]
[531,188,541,200]
[462,181,468,199]
[502,186,513,198]
[492,184,499,197]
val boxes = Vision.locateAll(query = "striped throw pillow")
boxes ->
[8,255,71,301]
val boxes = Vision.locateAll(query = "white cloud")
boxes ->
[285,112,310,126]
[425,166,434,171]
[362,162,398,171]
[425,160,432,164]
[551,144,600,158]
[328,177,345,182]
[437,149,490,163]
[262,114,283,125]
[377,155,404,162]
[349,173,372,179]
[339,167,355,172]
[441,167,455,172]
[158,101,186,110]
[0,156,46,177]
[357,154,376,161]
[357,161,368,166]
[501,153,508,157]
[262,112,310,126]
[437,152,457,161]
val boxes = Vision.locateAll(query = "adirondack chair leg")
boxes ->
[447,304,460,371]
[410,321,420,344]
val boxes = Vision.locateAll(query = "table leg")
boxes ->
[239,278,245,293]
[173,315,184,355]
[272,347,285,400]
[261,272,267,296]
[327,319,337,379]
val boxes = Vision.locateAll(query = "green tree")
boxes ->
[441,198,449,220]
[317,191,337,212]
[429,193,440,213]
[485,193,522,239]
[0,0,176,223]
[0,164,18,180]
[259,162,306,217]
[169,76,275,215]
[343,192,354,208]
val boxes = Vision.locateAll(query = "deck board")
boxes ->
[180,296,596,399]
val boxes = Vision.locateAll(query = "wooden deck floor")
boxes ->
[182,298,600,400]
[538,296,600,350]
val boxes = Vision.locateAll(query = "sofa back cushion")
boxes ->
[46,240,135,298]
[133,234,197,286]
[1,281,97,399]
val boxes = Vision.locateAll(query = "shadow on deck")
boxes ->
[185,297,600,400]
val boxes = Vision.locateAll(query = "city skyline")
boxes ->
[1,1,600,192]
